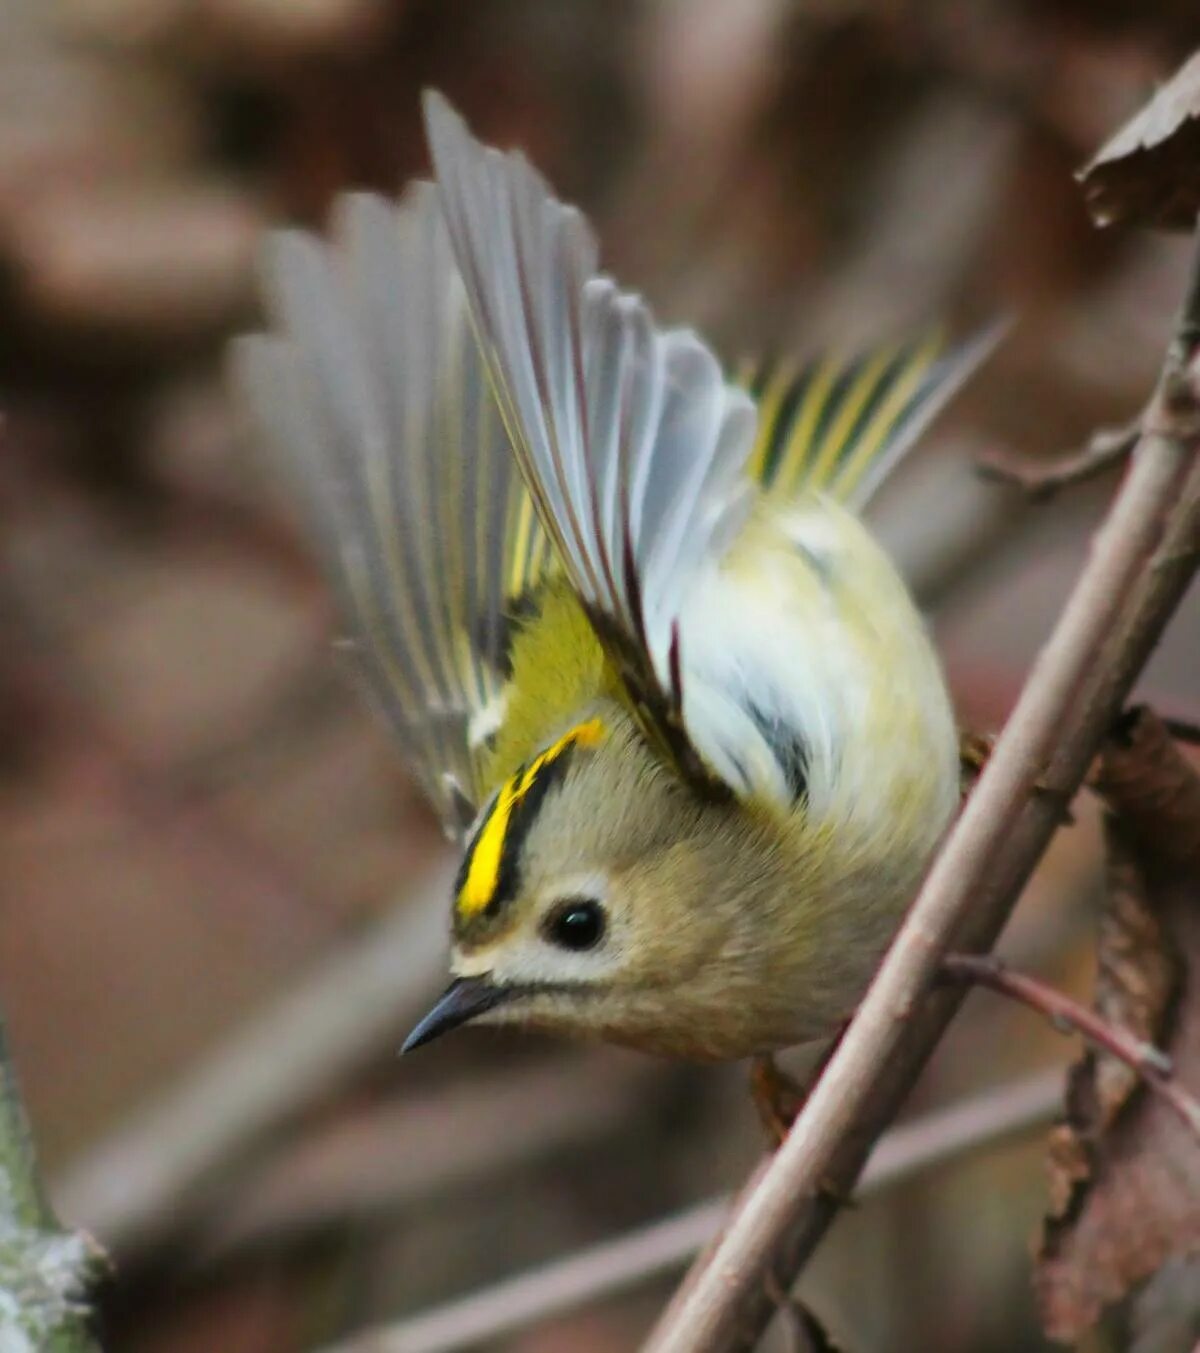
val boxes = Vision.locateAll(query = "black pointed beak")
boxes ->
[401,976,512,1053]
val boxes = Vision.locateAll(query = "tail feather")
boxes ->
[739,324,1002,510]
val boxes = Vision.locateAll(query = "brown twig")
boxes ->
[315,1071,1062,1353]
[644,218,1200,1353]
[941,954,1200,1138]
[977,417,1140,500]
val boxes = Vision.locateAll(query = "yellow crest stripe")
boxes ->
[456,718,605,919]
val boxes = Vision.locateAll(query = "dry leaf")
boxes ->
[1034,710,1200,1342]
[1092,708,1200,867]
[1079,48,1200,230]
[1090,814,1178,1123]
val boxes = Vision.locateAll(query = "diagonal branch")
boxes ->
[644,220,1200,1353]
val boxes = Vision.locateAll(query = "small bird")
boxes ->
[235,93,989,1075]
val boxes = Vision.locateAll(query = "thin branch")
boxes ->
[977,418,1140,500]
[942,954,1200,1138]
[51,863,452,1264]
[644,219,1200,1353]
[0,1014,102,1353]
[316,1071,1062,1353]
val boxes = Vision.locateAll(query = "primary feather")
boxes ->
[232,185,552,839]
[424,91,758,797]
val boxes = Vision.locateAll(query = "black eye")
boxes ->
[545,898,606,951]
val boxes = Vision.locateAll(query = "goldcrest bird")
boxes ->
[234,93,990,1066]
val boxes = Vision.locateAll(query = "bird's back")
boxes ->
[477,578,613,796]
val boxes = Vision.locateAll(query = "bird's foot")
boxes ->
[958,729,994,789]
[750,1054,808,1147]
[750,1023,852,1149]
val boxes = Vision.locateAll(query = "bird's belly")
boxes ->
[677,499,960,853]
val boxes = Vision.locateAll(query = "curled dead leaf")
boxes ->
[1093,707,1200,871]
[1034,709,1200,1343]
[1090,815,1179,1123]
[1079,47,1200,230]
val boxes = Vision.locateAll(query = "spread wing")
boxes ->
[232,185,553,839]
[424,92,757,798]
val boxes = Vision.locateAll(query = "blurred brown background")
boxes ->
[0,1,1198,1349]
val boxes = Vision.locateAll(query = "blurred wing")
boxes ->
[739,326,1001,509]
[232,185,552,839]
[424,92,757,797]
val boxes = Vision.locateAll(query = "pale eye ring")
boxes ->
[543,897,606,952]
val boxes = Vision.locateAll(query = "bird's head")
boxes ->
[401,706,768,1060]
